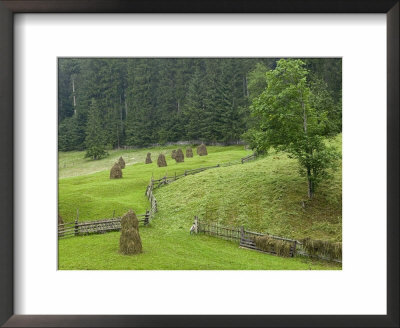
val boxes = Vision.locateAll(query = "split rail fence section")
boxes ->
[58,212,150,239]
[150,153,257,190]
[196,216,297,258]
[195,216,341,262]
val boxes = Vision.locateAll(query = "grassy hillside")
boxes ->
[58,138,341,270]
[58,146,252,222]
[155,136,341,242]
[58,228,339,270]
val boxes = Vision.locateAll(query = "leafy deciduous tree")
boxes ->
[248,59,340,198]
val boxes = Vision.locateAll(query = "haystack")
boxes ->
[171,149,177,159]
[255,235,292,257]
[145,152,152,164]
[110,163,123,179]
[186,148,193,158]
[119,210,142,255]
[157,154,167,167]
[118,156,126,169]
[197,143,208,156]
[175,148,184,163]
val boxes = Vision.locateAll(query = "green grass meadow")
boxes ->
[58,139,342,270]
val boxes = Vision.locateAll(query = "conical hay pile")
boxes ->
[171,149,177,159]
[145,152,152,164]
[157,154,167,167]
[186,148,193,158]
[120,210,142,255]
[197,143,208,156]
[118,156,126,169]
[255,235,292,257]
[175,148,184,163]
[110,163,123,179]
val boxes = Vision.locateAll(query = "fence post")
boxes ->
[240,226,244,244]
[145,210,149,225]
[292,240,297,257]
[74,209,80,237]
[194,216,198,234]
[184,170,187,176]
[74,219,79,236]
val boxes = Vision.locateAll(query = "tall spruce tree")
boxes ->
[85,99,108,160]
[58,58,342,152]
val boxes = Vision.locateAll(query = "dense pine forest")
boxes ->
[58,58,342,152]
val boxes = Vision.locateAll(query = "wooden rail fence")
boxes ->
[58,212,150,239]
[145,178,158,216]
[194,216,340,262]
[150,153,257,190]
[196,216,296,257]
[241,153,257,164]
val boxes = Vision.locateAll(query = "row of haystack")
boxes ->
[109,144,208,174]
[145,144,207,167]
[110,156,126,179]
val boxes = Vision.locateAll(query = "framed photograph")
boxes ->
[0,1,398,327]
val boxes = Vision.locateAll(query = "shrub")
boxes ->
[255,235,292,257]
[85,146,108,160]
[301,238,342,261]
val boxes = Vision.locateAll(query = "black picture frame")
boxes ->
[0,1,398,327]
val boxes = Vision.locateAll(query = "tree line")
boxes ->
[58,58,342,153]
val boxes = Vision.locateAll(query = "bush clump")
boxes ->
[301,238,342,261]
[186,148,193,158]
[175,148,184,163]
[119,210,142,255]
[145,152,152,164]
[85,146,108,160]
[254,235,292,257]
[197,143,208,156]
[118,156,126,169]
[157,154,167,167]
[110,163,123,179]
